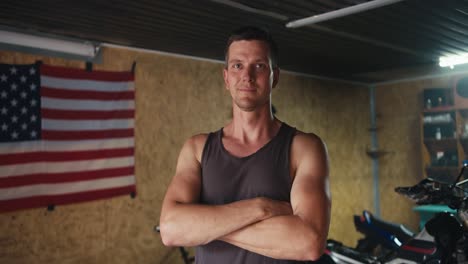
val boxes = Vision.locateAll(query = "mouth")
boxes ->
[238,87,256,92]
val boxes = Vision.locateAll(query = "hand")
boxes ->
[256,197,293,220]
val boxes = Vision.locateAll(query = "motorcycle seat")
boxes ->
[355,210,414,245]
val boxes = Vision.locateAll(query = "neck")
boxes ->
[225,103,280,144]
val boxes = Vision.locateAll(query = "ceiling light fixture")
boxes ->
[0,29,100,60]
[286,0,405,28]
[439,54,468,69]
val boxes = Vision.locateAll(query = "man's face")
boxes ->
[223,40,279,112]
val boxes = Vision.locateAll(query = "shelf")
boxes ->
[422,121,454,126]
[421,87,467,181]
[423,138,457,152]
[423,106,454,113]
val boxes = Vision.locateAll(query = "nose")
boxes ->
[241,65,255,82]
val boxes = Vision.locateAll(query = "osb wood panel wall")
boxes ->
[1,46,377,263]
[375,75,464,232]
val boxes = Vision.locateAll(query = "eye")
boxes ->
[232,63,242,69]
[255,64,266,70]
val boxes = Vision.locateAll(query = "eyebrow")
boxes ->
[228,58,268,64]
[228,59,242,64]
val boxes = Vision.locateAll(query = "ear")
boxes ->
[223,67,230,90]
[272,67,280,89]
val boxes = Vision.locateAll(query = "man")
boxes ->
[160,26,331,263]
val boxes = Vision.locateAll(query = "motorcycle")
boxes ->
[353,210,414,256]
[327,162,468,264]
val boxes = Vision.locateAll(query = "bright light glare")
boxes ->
[393,237,402,247]
[439,53,468,68]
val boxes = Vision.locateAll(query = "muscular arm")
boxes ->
[220,133,331,261]
[159,135,292,247]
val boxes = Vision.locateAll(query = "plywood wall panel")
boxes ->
[0,45,422,262]
[321,84,374,247]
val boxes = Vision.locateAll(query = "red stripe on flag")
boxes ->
[0,185,137,213]
[42,129,134,140]
[0,147,134,165]
[0,167,135,188]
[41,64,134,82]
[42,87,135,100]
[41,109,134,120]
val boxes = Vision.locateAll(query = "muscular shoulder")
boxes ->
[183,133,210,163]
[290,130,328,176]
[292,130,326,152]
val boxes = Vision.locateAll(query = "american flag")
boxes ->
[0,63,136,212]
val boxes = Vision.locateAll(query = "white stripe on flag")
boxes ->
[42,118,134,131]
[0,138,134,154]
[41,76,134,92]
[0,156,135,178]
[0,175,136,200]
[41,97,134,111]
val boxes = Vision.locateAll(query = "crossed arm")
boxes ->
[159,132,331,261]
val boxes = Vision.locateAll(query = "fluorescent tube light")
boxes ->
[286,0,404,28]
[0,29,99,59]
[439,53,468,69]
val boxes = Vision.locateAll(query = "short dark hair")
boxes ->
[224,26,279,69]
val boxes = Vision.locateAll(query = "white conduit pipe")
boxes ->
[286,0,405,28]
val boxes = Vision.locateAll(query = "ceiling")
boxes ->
[0,0,467,84]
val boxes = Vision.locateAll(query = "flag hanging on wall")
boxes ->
[0,63,136,213]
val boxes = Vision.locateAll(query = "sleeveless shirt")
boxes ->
[196,123,313,264]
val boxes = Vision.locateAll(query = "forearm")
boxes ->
[160,198,269,247]
[220,215,326,261]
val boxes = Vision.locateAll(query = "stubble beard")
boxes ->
[233,94,271,113]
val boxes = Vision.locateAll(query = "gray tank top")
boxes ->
[196,123,313,263]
